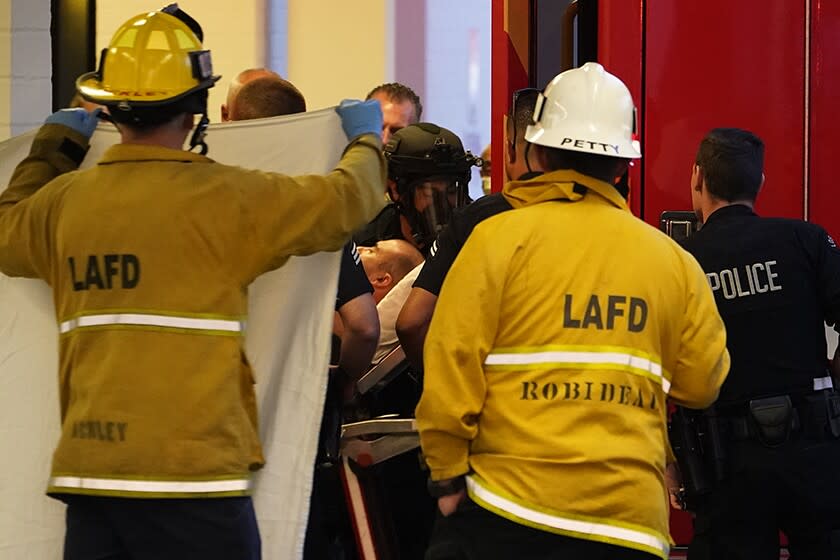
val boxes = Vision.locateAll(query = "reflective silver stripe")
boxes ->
[467,476,669,558]
[50,476,251,493]
[485,350,670,393]
[814,376,834,391]
[59,314,243,334]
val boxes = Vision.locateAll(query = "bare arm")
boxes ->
[395,287,437,370]
[337,293,380,380]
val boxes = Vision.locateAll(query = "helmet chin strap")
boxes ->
[524,142,534,174]
[188,113,210,155]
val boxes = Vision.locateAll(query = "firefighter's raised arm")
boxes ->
[0,108,100,279]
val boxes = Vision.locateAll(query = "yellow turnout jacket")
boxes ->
[417,170,729,559]
[0,123,386,498]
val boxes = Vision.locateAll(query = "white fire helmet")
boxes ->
[525,62,641,159]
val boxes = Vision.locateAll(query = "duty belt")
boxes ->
[719,389,840,445]
[724,405,800,443]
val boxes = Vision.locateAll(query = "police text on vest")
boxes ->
[706,260,782,299]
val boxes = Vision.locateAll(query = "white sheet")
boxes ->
[0,109,346,559]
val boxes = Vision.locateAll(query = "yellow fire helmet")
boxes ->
[77,5,218,109]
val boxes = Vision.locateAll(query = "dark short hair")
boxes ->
[232,76,306,120]
[509,88,540,144]
[108,90,208,129]
[695,128,764,202]
[365,82,422,122]
[541,147,628,184]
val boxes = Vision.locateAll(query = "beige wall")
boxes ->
[287,0,392,110]
[0,2,10,140]
[0,0,398,139]
[97,0,267,123]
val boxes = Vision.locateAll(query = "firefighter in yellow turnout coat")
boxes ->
[417,63,730,560]
[0,6,385,559]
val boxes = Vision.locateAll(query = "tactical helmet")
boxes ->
[385,123,478,188]
[384,123,480,249]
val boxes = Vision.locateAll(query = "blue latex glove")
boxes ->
[45,108,102,139]
[335,99,383,140]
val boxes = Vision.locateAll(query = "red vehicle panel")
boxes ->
[808,0,840,239]
[494,0,830,552]
[642,0,806,224]
[598,0,644,217]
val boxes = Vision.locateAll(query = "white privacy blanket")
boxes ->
[0,110,346,559]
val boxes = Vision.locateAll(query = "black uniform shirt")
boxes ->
[332,242,374,364]
[336,241,373,310]
[681,204,840,405]
[413,192,513,295]
[352,204,402,248]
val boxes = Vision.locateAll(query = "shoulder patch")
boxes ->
[350,242,361,265]
[829,235,837,249]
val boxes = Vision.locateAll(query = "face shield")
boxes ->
[401,177,467,250]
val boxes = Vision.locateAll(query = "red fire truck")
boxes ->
[490,0,838,551]
[492,0,838,240]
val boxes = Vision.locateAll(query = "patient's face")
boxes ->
[357,243,384,275]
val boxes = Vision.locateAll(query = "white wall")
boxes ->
[424,0,492,200]
[1,0,493,155]
[0,0,52,140]
[266,0,289,77]
[97,0,267,123]
[0,2,10,141]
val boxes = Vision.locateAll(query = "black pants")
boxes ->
[689,437,840,560]
[304,463,357,560]
[62,495,261,560]
[425,498,660,560]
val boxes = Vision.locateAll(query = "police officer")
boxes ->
[677,128,840,559]
[0,6,385,559]
[416,63,729,560]
[353,123,480,255]
[365,82,423,145]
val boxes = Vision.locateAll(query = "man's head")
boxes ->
[524,63,640,185]
[506,88,541,182]
[222,68,305,121]
[365,83,422,144]
[358,240,424,303]
[384,123,479,249]
[691,128,765,220]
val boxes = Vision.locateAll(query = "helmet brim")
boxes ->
[525,123,642,159]
[77,71,220,107]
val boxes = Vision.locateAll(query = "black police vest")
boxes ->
[682,205,836,405]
